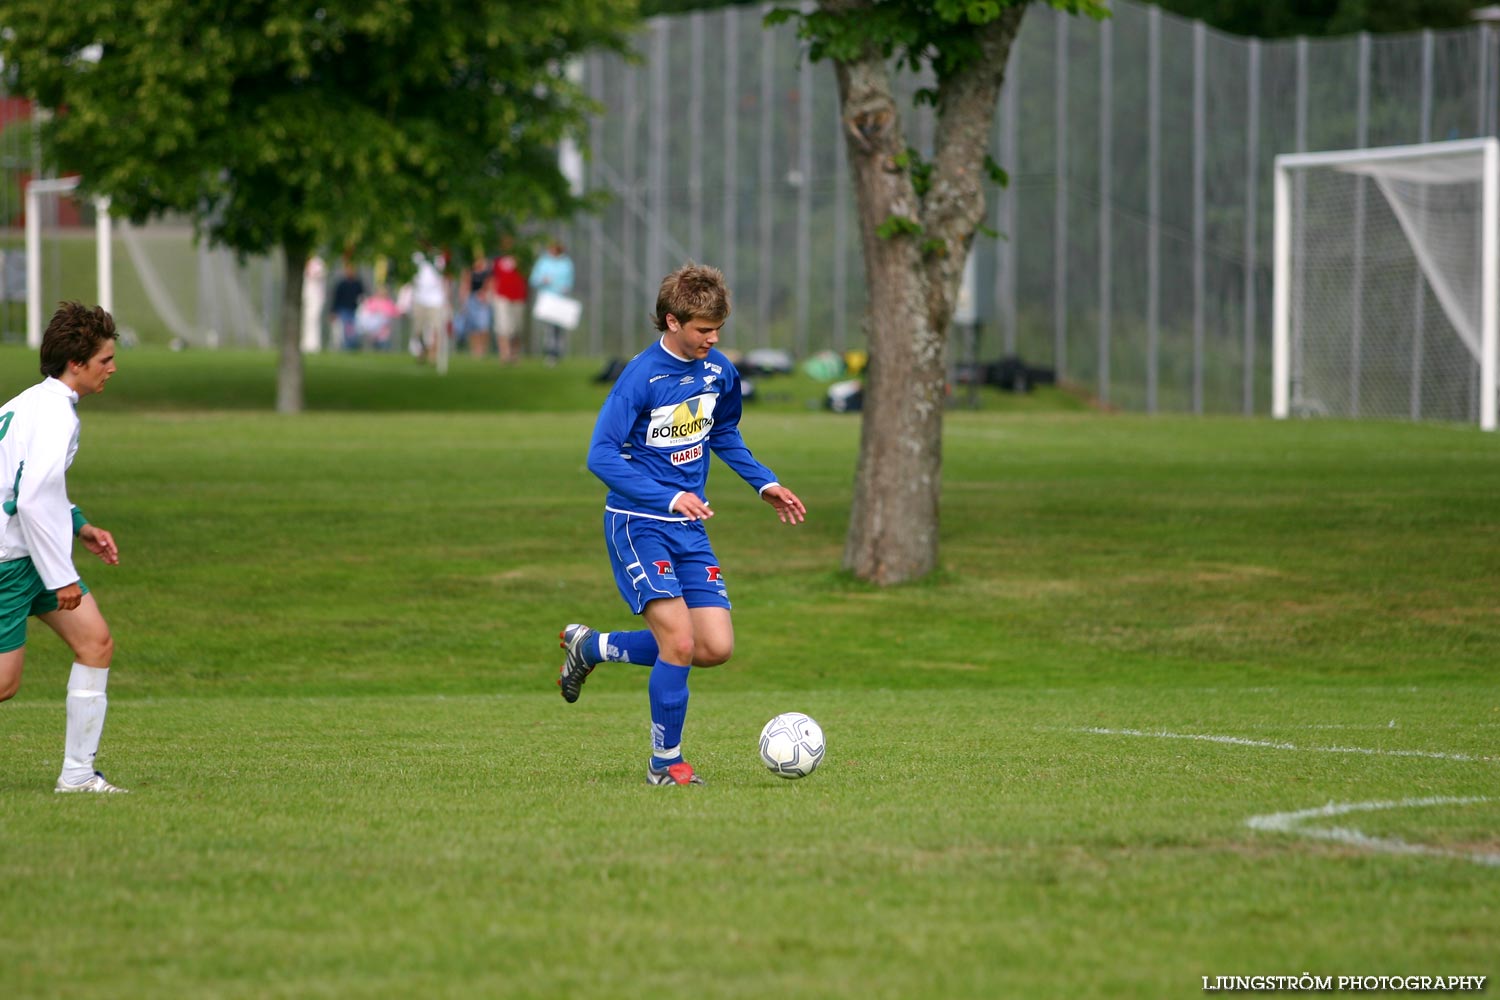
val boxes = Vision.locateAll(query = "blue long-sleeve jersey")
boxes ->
[587,339,778,518]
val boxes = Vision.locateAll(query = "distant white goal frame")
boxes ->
[24,176,113,349]
[1272,137,1499,432]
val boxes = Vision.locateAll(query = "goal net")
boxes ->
[23,177,277,351]
[18,178,110,348]
[1273,138,1499,431]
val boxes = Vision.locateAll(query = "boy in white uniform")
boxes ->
[0,302,126,793]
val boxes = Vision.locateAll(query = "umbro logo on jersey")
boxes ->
[649,373,671,383]
[679,375,696,384]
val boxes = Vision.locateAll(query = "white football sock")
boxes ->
[60,662,109,786]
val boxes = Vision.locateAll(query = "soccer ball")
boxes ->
[758,712,826,779]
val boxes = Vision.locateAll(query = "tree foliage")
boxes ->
[641,0,761,14]
[0,0,636,411]
[773,0,1100,76]
[657,0,1487,36]
[0,0,636,263]
[1152,0,1484,37]
[762,0,1103,586]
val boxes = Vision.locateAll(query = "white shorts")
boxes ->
[412,303,446,342]
[492,299,526,340]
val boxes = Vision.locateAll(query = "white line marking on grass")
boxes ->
[1081,728,1497,867]
[1246,797,1500,867]
[1078,727,1487,762]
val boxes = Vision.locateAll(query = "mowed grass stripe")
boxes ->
[10,403,1498,698]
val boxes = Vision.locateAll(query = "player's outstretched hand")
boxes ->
[79,524,119,565]
[761,485,806,525]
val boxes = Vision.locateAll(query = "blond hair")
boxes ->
[652,262,731,332]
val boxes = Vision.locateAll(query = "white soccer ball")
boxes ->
[758,712,826,779]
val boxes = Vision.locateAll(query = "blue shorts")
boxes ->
[604,511,731,615]
[0,557,88,654]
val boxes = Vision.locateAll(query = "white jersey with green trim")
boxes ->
[0,378,83,589]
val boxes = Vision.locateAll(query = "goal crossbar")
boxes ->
[1273,137,1499,431]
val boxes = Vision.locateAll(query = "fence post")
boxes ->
[1243,38,1260,415]
[1054,11,1069,380]
[1192,20,1206,414]
[1098,16,1113,406]
[1146,4,1161,412]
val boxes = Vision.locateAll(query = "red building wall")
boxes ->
[1,96,82,227]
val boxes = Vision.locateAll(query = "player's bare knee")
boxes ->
[0,677,19,702]
[660,635,696,665]
[72,632,113,669]
[694,641,733,667]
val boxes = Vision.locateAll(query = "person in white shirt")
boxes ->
[0,302,126,793]
[410,251,449,364]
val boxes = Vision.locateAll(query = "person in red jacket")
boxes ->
[489,235,528,365]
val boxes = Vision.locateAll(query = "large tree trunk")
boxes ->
[834,2,1026,586]
[836,52,944,585]
[276,246,307,414]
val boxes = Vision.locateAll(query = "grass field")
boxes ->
[1,347,1497,999]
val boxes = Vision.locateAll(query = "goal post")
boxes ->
[22,178,278,350]
[24,176,113,348]
[1273,137,1499,432]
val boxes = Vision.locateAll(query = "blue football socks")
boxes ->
[594,629,659,666]
[648,658,691,767]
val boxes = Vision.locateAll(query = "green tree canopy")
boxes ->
[0,0,636,262]
[763,0,1104,586]
[649,0,1487,36]
[0,0,637,409]
[1151,0,1484,37]
[641,0,760,13]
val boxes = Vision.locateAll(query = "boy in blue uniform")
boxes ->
[557,262,806,786]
